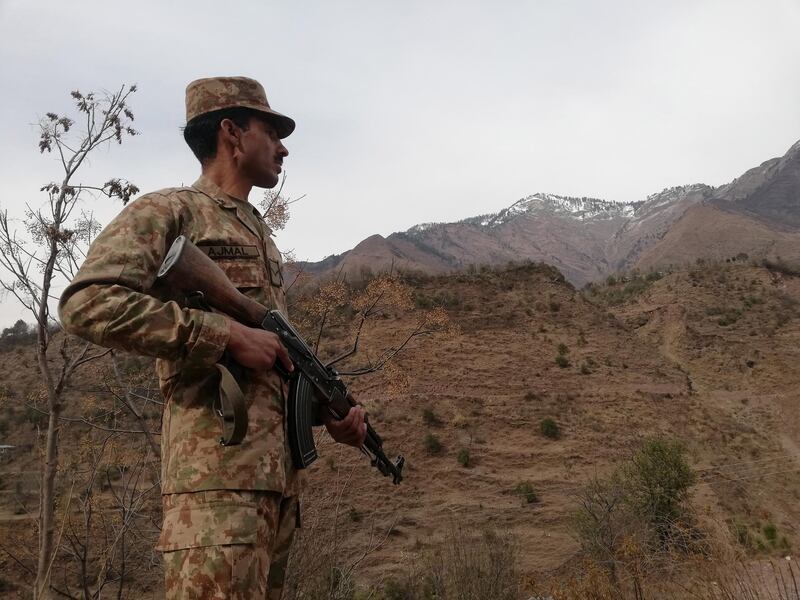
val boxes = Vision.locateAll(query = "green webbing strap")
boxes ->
[214,363,248,446]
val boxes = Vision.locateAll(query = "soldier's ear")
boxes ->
[219,118,245,152]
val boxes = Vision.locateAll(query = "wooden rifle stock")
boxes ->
[157,236,267,326]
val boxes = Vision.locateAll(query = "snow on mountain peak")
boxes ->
[644,184,708,205]
[406,221,443,235]
[481,193,639,226]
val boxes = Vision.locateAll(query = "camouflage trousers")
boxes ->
[157,490,299,600]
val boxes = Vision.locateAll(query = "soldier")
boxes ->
[59,76,367,599]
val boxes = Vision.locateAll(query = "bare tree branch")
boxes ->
[0,84,139,599]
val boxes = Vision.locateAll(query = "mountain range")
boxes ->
[300,139,800,286]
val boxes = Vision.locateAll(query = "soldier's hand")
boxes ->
[324,406,367,448]
[227,320,294,373]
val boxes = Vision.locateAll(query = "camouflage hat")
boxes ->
[185,76,295,138]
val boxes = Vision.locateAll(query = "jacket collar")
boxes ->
[190,175,274,238]
[191,175,238,209]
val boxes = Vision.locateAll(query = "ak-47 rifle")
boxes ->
[156,235,404,484]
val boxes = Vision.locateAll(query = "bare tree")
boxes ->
[259,172,304,235]
[55,431,160,600]
[283,462,397,600]
[291,273,457,381]
[0,85,138,599]
[571,474,639,590]
[282,276,457,597]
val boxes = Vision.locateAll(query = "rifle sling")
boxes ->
[214,363,248,446]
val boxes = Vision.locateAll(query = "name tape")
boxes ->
[199,245,260,259]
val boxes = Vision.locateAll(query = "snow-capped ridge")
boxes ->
[402,187,700,238]
[643,184,710,205]
[483,193,641,226]
[406,222,444,235]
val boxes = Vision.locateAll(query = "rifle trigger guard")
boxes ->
[185,290,211,311]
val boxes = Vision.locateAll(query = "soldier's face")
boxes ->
[239,118,288,189]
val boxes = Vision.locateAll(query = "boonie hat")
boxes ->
[185,76,295,138]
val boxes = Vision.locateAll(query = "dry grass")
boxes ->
[1,261,799,597]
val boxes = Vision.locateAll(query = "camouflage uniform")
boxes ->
[59,174,302,598]
[160,491,298,599]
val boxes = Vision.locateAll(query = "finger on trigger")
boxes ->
[340,407,355,427]
[279,346,294,372]
[354,408,365,430]
[348,415,360,434]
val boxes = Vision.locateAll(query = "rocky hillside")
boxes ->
[711,139,800,229]
[300,140,800,286]
[2,259,799,596]
[317,259,800,589]
[633,141,800,271]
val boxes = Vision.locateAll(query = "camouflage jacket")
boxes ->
[59,175,301,495]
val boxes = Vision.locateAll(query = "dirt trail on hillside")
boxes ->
[654,303,700,393]
[775,392,800,462]
[621,299,697,394]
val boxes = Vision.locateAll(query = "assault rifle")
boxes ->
[157,235,404,485]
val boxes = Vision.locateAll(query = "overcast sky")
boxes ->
[1,0,800,327]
